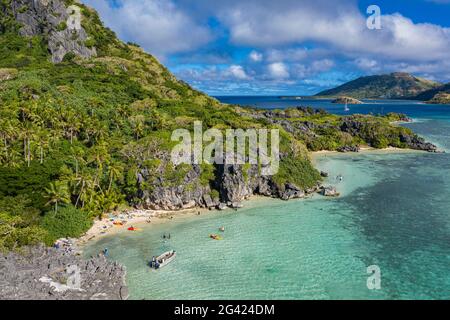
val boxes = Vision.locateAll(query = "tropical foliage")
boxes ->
[0,1,423,252]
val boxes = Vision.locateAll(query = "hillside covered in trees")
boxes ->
[0,0,437,252]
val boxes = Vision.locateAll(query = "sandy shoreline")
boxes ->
[311,146,423,157]
[76,196,273,249]
[77,147,425,249]
[76,207,211,248]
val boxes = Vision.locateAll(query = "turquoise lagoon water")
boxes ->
[84,98,450,300]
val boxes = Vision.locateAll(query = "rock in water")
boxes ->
[320,171,329,178]
[332,96,363,104]
[0,246,127,300]
[217,203,228,211]
[280,183,305,200]
[321,186,340,197]
[337,145,360,153]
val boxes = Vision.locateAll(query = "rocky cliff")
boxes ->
[10,0,96,62]
[137,159,318,211]
[0,0,439,249]
[0,246,128,300]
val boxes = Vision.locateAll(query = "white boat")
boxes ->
[344,103,350,112]
[150,250,176,269]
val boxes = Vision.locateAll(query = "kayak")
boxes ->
[209,234,223,240]
[128,227,140,231]
[113,221,124,226]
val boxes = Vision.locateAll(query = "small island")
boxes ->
[427,92,450,105]
[331,96,363,104]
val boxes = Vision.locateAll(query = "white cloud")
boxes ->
[226,65,251,80]
[176,65,251,81]
[83,0,450,90]
[249,50,263,62]
[83,0,212,59]
[203,0,450,63]
[266,48,309,63]
[268,62,290,80]
[354,58,379,71]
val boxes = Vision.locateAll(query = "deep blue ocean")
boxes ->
[84,97,450,300]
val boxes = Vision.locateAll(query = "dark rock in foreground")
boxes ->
[399,134,439,153]
[0,246,127,300]
[337,145,361,153]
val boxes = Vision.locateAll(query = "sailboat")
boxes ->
[344,102,350,112]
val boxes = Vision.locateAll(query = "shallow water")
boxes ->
[84,99,450,300]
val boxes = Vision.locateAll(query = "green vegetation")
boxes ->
[41,205,93,243]
[0,195,47,252]
[428,92,450,104]
[56,21,67,31]
[415,83,450,104]
[0,1,427,252]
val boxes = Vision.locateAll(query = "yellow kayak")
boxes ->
[209,234,223,240]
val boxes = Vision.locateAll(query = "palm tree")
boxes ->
[6,150,21,169]
[70,146,86,177]
[130,115,146,140]
[0,119,15,158]
[44,181,71,213]
[20,121,36,167]
[107,162,123,192]
[35,129,49,164]
[88,142,110,184]
[73,173,93,208]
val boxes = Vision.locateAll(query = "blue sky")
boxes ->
[84,0,450,96]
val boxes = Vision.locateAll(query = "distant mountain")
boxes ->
[316,73,441,99]
[414,83,450,104]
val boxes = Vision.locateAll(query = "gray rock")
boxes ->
[202,194,217,208]
[280,183,305,200]
[218,162,258,203]
[11,0,97,63]
[337,145,360,153]
[320,171,329,178]
[217,203,228,211]
[139,164,211,211]
[399,133,439,153]
[230,202,244,209]
[0,246,127,300]
[321,186,340,197]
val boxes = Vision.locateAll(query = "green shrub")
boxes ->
[0,213,47,253]
[56,21,67,32]
[62,52,76,62]
[41,205,93,243]
[84,38,96,48]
